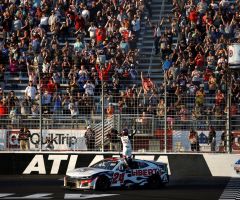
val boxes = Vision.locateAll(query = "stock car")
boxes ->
[64,157,169,190]
[234,159,240,173]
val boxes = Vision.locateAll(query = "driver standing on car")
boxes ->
[120,128,136,168]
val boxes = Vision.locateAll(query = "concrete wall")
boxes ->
[0,152,239,177]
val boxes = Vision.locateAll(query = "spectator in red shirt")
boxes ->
[47,78,56,95]
[95,62,111,81]
[203,69,212,82]
[0,100,7,116]
[65,7,75,22]
[122,68,130,80]
[0,100,8,127]
[189,7,198,25]
[202,12,213,28]
[9,57,18,75]
[215,89,225,108]
[96,25,106,45]
[75,14,85,33]
[195,51,204,68]
[141,72,155,93]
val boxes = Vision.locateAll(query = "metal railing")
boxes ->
[1,112,239,153]
[0,76,239,153]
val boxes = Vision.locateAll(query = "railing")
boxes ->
[1,112,239,153]
[0,74,239,153]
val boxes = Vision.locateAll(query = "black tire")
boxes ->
[95,176,110,191]
[148,175,161,189]
[160,174,169,187]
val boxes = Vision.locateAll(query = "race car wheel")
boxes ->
[95,176,110,191]
[148,175,161,189]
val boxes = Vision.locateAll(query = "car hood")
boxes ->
[66,167,111,178]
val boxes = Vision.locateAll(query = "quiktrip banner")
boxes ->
[0,129,239,152]
[6,129,87,151]
[0,129,6,150]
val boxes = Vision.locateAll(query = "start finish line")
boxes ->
[0,193,119,199]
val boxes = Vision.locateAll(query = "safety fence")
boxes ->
[0,113,239,153]
[0,71,239,153]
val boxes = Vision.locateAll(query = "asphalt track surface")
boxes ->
[0,176,230,200]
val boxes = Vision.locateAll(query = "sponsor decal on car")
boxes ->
[131,169,158,176]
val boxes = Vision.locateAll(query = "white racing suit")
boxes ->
[121,135,132,158]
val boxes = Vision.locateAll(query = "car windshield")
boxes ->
[91,160,119,170]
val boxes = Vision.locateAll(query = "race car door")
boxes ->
[111,162,133,187]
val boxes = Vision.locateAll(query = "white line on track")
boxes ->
[219,178,240,200]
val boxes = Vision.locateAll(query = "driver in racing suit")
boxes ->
[120,128,136,168]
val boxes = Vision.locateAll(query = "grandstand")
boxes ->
[0,0,240,152]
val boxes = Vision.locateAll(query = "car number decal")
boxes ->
[112,173,125,183]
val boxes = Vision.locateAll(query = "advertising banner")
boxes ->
[0,153,210,176]
[228,43,240,68]
[6,130,20,149]
[172,130,223,152]
[6,129,87,151]
[0,129,6,150]
[203,154,240,177]
[232,131,240,153]
[2,129,239,152]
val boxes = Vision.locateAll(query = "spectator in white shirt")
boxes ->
[88,22,97,45]
[68,99,79,127]
[12,17,22,31]
[68,99,79,117]
[81,6,90,23]
[25,81,37,102]
[83,80,95,96]
[48,11,57,26]
[48,11,57,31]
[40,13,49,30]
[131,15,140,36]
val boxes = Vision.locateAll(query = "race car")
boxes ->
[234,159,240,173]
[64,157,169,190]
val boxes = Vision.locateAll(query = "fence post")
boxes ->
[164,71,167,153]
[117,114,121,132]
[226,71,232,154]
[101,76,104,152]
[152,115,154,137]
[38,67,42,152]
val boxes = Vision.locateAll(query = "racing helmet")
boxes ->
[122,128,129,136]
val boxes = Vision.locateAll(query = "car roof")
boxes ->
[104,157,121,161]
[103,157,150,163]
[101,158,167,167]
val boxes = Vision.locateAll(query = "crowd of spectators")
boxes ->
[0,0,145,126]
[157,0,240,129]
[0,0,240,131]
